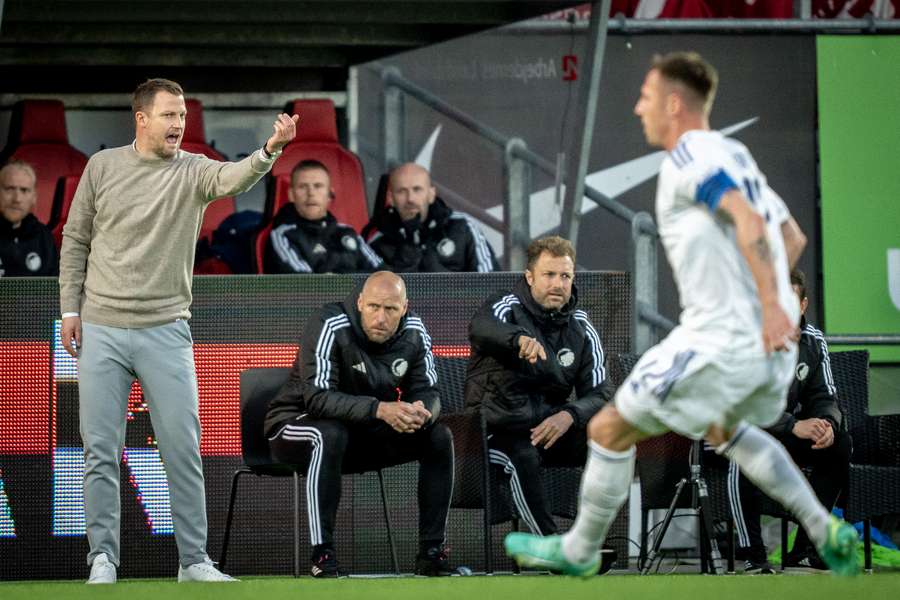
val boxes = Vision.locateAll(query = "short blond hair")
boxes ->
[0,160,37,187]
[652,51,718,115]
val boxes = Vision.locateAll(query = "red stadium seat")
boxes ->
[50,174,81,249]
[180,98,236,242]
[254,220,275,274]
[267,99,369,232]
[0,100,88,225]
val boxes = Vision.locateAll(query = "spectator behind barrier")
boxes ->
[466,235,612,537]
[265,271,459,577]
[0,160,58,277]
[365,163,498,273]
[264,159,381,274]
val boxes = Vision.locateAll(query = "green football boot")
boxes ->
[504,533,599,578]
[817,515,860,577]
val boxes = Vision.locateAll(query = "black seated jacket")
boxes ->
[465,276,611,432]
[767,316,844,438]
[265,292,441,436]
[0,214,58,277]
[264,204,382,274]
[366,196,498,273]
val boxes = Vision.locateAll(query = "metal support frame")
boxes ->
[630,212,658,354]
[382,66,405,170]
[504,138,532,271]
[560,0,611,248]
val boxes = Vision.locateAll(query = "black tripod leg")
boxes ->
[640,477,688,575]
[695,476,723,575]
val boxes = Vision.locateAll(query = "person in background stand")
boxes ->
[0,160,58,277]
[265,159,381,274]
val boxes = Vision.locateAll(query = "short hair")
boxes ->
[651,51,718,114]
[389,162,432,190]
[290,159,330,185]
[790,268,807,301]
[526,236,576,270]
[132,78,184,114]
[0,160,37,186]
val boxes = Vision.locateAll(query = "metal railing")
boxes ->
[378,15,898,353]
[825,335,900,346]
[380,65,669,352]
[502,17,900,34]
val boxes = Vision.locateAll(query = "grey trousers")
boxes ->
[79,320,208,568]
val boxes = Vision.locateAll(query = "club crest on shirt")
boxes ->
[557,348,575,367]
[437,238,455,257]
[796,362,809,382]
[391,358,408,377]
[341,235,358,251]
[25,252,42,272]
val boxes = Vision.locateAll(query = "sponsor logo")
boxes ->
[25,252,42,272]
[889,249,900,311]
[481,57,559,84]
[557,348,575,367]
[562,55,577,81]
[312,243,327,254]
[391,358,408,378]
[437,238,456,257]
[352,362,367,374]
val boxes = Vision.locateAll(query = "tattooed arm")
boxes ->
[780,216,807,270]
[718,190,798,353]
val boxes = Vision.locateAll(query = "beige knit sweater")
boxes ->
[60,144,273,328]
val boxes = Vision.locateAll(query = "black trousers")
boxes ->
[488,424,588,536]
[729,429,852,559]
[269,416,454,551]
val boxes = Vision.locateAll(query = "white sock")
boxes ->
[719,422,831,548]
[561,440,635,565]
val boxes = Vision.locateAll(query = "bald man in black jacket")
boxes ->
[266,271,455,577]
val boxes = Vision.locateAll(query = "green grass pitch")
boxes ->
[1,574,898,600]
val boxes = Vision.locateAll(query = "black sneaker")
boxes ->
[785,551,829,571]
[415,545,456,576]
[743,559,776,574]
[310,548,346,578]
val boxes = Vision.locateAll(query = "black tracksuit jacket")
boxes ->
[0,214,58,277]
[465,277,611,432]
[768,316,844,437]
[265,293,440,436]
[264,204,382,274]
[366,197,498,273]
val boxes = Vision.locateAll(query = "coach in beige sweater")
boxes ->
[59,78,297,584]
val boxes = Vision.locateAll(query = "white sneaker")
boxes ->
[177,557,238,582]
[87,553,117,584]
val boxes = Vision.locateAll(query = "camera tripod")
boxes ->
[640,439,724,575]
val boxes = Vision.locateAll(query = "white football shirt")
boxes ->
[655,129,799,353]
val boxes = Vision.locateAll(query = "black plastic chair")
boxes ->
[437,354,626,573]
[219,367,399,576]
[713,350,888,572]
[435,356,509,573]
[833,350,900,571]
